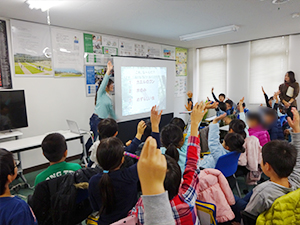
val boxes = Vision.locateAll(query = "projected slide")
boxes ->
[121,67,167,116]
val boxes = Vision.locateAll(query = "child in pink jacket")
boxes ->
[246,112,270,146]
[197,168,235,223]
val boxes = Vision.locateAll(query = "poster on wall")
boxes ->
[83,33,102,54]
[147,43,161,58]
[134,41,147,57]
[174,76,187,97]
[51,27,84,77]
[11,20,53,77]
[119,39,134,56]
[175,47,187,76]
[102,46,118,56]
[102,35,118,48]
[161,45,175,60]
[0,20,12,88]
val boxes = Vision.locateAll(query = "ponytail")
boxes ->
[165,143,179,162]
[161,124,183,162]
[96,137,124,216]
[98,173,115,215]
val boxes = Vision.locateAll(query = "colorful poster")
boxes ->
[175,47,187,76]
[0,20,12,88]
[102,35,118,48]
[85,64,114,96]
[84,33,102,54]
[119,39,134,56]
[147,43,161,58]
[102,46,118,56]
[51,27,84,77]
[11,20,53,77]
[162,45,175,60]
[174,76,187,97]
[134,42,147,57]
[85,53,112,65]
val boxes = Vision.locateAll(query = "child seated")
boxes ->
[130,102,207,225]
[263,107,284,140]
[245,112,270,146]
[200,113,245,169]
[232,107,300,220]
[225,99,235,115]
[34,133,81,186]
[89,118,147,166]
[0,148,37,225]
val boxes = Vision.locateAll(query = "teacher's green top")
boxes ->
[94,73,116,119]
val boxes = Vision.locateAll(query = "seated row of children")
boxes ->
[1,96,300,224]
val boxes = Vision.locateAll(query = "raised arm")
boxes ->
[212,87,220,103]
[97,61,113,97]
[150,105,162,148]
[262,86,270,108]
[180,102,206,204]
[125,120,146,153]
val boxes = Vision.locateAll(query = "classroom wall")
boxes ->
[190,33,300,111]
[1,19,190,169]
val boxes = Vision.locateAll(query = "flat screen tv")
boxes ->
[0,90,28,131]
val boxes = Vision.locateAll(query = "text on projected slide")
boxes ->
[121,67,167,116]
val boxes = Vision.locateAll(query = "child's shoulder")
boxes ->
[65,162,82,170]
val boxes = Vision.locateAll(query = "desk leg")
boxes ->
[80,136,88,166]
[16,152,32,189]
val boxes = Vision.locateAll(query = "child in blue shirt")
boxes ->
[0,148,37,225]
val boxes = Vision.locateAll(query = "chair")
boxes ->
[196,200,217,225]
[215,151,242,198]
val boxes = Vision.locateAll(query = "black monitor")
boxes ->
[0,90,28,131]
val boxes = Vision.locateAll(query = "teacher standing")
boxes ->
[86,61,116,151]
[279,71,299,116]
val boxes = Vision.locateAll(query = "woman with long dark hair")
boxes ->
[279,71,299,117]
[86,61,116,151]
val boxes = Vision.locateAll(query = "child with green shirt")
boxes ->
[34,133,81,186]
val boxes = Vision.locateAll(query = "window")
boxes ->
[198,45,227,101]
[249,36,289,104]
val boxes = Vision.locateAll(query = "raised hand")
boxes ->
[205,101,219,109]
[151,105,163,133]
[125,140,132,147]
[261,86,265,94]
[107,61,113,74]
[211,87,214,93]
[136,120,147,140]
[212,113,227,124]
[287,107,300,133]
[239,97,245,113]
[138,137,167,195]
[190,102,207,137]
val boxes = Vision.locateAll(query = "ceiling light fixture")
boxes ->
[25,0,63,12]
[179,25,239,41]
[272,0,290,4]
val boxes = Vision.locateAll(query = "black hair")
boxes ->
[96,137,124,215]
[246,112,262,125]
[98,118,118,140]
[164,155,181,200]
[95,78,114,105]
[218,102,227,112]
[42,133,67,162]
[262,140,297,178]
[0,148,15,195]
[229,119,246,139]
[237,102,246,108]
[161,124,183,162]
[224,133,245,153]
[286,71,296,83]
[268,96,274,102]
[263,107,277,119]
[219,93,226,98]
[225,99,233,107]
[170,117,186,132]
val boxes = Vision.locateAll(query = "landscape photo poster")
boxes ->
[0,20,12,88]
[11,20,53,77]
[162,45,175,60]
[51,27,84,77]
[175,47,188,76]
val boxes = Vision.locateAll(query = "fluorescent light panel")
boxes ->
[179,25,239,41]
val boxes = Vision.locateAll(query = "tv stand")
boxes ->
[0,130,23,140]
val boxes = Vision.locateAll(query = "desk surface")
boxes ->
[0,131,23,140]
[0,130,82,153]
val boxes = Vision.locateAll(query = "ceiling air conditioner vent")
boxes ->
[272,0,290,4]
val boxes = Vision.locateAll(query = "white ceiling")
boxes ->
[0,0,300,48]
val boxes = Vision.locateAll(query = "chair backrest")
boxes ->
[215,151,241,177]
[196,200,217,225]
